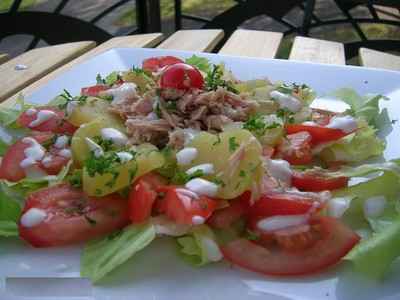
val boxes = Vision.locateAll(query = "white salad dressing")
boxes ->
[25,108,37,116]
[186,163,214,176]
[58,149,72,158]
[0,126,13,144]
[326,115,358,133]
[101,128,128,146]
[54,135,69,149]
[41,155,53,168]
[85,137,104,158]
[200,237,223,262]
[266,159,292,184]
[176,147,198,166]
[185,178,219,197]
[19,137,46,168]
[192,215,205,225]
[257,214,309,232]
[105,82,137,104]
[302,121,318,126]
[363,196,386,218]
[20,208,47,228]
[66,101,78,116]
[116,151,134,163]
[327,197,351,218]
[270,90,302,112]
[29,110,57,127]
[24,165,48,179]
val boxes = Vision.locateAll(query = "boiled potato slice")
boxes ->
[67,97,122,127]
[71,118,126,167]
[187,129,263,199]
[82,144,164,196]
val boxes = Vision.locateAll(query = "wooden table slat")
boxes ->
[0,41,96,103]
[359,47,400,71]
[218,29,283,58]
[0,53,10,65]
[289,36,345,65]
[157,30,224,52]
[2,33,163,107]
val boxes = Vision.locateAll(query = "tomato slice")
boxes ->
[221,216,360,276]
[160,63,204,90]
[292,171,349,191]
[160,186,217,225]
[19,184,130,247]
[249,192,316,219]
[17,107,77,134]
[81,84,111,97]
[276,131,312,165]
[142,56,183,72]
[207,191,251,229]
[129,173,167,223]
[286,124,349,144]
[0,133,53,182]
[38,147,71,175]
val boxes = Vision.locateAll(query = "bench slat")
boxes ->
[219,29,283,58]
[2,33,163,107]
[289,36,345,65]
[359,48,400,71]
[0,41,95,103]
[0,53,10,65]
[158,30,224,52]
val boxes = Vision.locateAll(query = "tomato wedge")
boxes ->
[275,131,312,165]
[129,173,167,223]
[81,84,110,97]
[249,192,317,219]
[160,63,204,90]
[286,124,349,144]
[0,133,52,182]
[292,171,349,191]
[208,191,251,229]
[160,186,217,225]
[19,184,129,247]
[221,216,360,276]
[142,56,183,72]
[17,107,77,134]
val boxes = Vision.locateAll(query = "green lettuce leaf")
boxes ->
[177,224,222,266]
[81,223,156,283]
[332,88,390,129]
[0,182,22,237]
[185,55,210,73]
[320,123,385,163]
[329,160,400,178]
[346,217,400,279]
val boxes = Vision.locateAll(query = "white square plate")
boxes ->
[1,48,400,300]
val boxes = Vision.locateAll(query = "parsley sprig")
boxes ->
[58,89,87,110]
[229,137,239,152]
[243,114,280,137]
[205,65,238,94]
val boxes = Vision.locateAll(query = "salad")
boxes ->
[0,54,399,283]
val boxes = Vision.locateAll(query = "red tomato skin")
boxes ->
[292,171,349,192]
[142,56,183,72]
[285,124,349,144]
[17,107,77,134]
[81,85,110,97]
[38,155,69,175]
[276,131,313,165]
[19,184,130,247]
[129,173,167,223]
[249,193,316,219]
[162,187,217,225]
[221,216,360,276]
[0,133,53,182]
[207,191,251,229]
[160,63,204,90]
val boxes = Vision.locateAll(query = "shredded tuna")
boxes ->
[126,118,171,146]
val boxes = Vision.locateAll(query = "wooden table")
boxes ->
[1,29,399,107]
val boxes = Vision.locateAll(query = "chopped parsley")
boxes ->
[277,83,310,95]
[205,65,238,94]
[211,177,226,187]
[171,169,205,185]
[154,101,162,118]
[228,136,239,152]
[243,114,280,137]
[212,134,221,146]
[92,136,115,152]
[239,170,246,177]
[277,108,295,124]
[67,169,83,188]
[165,101,177,112]
[58,89,87,110]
